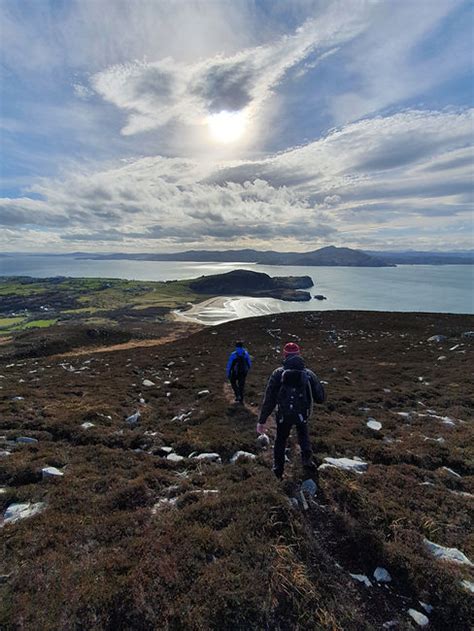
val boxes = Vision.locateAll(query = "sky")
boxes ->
[0,0,473,253]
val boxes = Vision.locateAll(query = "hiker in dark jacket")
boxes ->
[257,342,325,479]
[226,341,252,403]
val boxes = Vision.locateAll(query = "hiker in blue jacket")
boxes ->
[257,342,325,479]
[226,341,252,403]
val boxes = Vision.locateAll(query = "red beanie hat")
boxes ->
[283,342,300,356]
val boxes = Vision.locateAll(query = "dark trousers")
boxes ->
[230,374,246,401]
[274,416,312,475]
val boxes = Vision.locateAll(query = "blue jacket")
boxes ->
[226,347,252,378]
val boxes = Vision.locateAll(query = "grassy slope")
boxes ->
[0,311,473,630]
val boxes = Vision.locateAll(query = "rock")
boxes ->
[81,422,95,429]
[0,450,11,457]
[437,355,447,361]
[460,579,474,593]
[440,466,461,478]
[125,411,140,426]
[373,567,392,583]
[2,502,46,525]
[396,412,411,419]
[408,609,429,627]
[367,418,382,431]
[424,539,473,565]
[157,446,174,456]
[166,453,184,463]
[42,466,64,480]
[462,331,474,338]
[16,437,38,444]
[419,602,433,614]
[151,498,178,513]
[197,389,210,397]
[299,490,309,511]
[230,451,256,464]
[320,457,368,473]
[383,388,391,393]
[449,344,460,351]
[257,433,270,448]
[313,295,327,300]
[427,335,447,343]
[301,479,317,497]
[350,573,372,587]
[142,379,155,387]
[194,453,222,464]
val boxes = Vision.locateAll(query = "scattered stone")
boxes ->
[320,457,368,473]
[197,389,210,397]
[139,398,145,404]
[257,433,270,448]
[16,437,39,444]
[42,466,64,480]
[0,450,11,457]
[424,539,473,566]
[427,335,447,343]
[373,567,392,583]
[301,478,317,497]
[383,388,391,393]
[396,412,411,419]
[81,422,95,429]
[367,418,382,431]
[125,411,140,426]
[230,451,256,464]
[462,331,474,338]
[437,356,447,361]
[151,498,178,513]
[2,502,46,525]
[157,446,174,456]
[419,602,433,614]
[166,453,184,463]
[194,453,222,464]
[350,573,372,588]
[460,579,474,593]
[449,344,460,351]
[142,379,155,387]
[440,466,461,478]
[408,609,429,627]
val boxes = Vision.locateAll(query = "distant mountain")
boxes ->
[366,250,474,265]
[83,246,393,267]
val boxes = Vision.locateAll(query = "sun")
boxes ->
[207,110,247,143]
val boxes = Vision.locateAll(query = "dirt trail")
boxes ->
[53,328,199,359]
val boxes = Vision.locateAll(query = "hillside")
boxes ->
[1,310,473,630]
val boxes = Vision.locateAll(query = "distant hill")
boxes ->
[366,250,474,265]
[81,246,393,267]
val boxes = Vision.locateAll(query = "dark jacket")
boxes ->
[258,354,325,424]
[226,347,252,379]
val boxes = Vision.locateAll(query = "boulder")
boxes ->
[424,539,472,566]
[373,567,392,583]
[301,479,317,497]
[320,457,368,473]
[193,453,222,464]
[166,453,184,463]
[408,609,429,627]
[230,451,256,464]
[313,295,327,300]
[42,466,64,480]
[427,335,447,343]
[157,446,174,456]
[3,502,45,525]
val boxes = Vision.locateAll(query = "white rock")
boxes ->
[441,466,461,477]
[408,609,429,627]
[158,446,174,455]
[427,335,447,343]
[194,453,222,464]
[383,388,391,393]
[230,451,256,464]
[142,379,155,387]
[3,502,45,525]
[166,453,184,463]
[42,466,64,480]
[125,411,140,426]
[419,602,433,614]
[424,539,473,566]
[81,422,95,429]
[460,579,474,593]
[449,344,460,351]
[16,437,38,444]
[321,457,368,473]
[301,479,317,497]
[197,389,210,397]
[373,567,392,583]
[350,573,372,587]
[462,331,474,338]
[151,498,178,513]
[437,355,447,361]
[367,419,382,431]
[396,412,411,419]
[257,433,270,448]
[0,450,11,457]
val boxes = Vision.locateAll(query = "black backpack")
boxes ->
[232,354,247,377]
[277,369,311,421]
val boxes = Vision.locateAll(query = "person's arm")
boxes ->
[307,369,325,403]
[258,369,282,424]
[226,352,236,378]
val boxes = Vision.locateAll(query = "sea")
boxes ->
[1,255,473,323]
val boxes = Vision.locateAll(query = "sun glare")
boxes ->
[207,110,247,143]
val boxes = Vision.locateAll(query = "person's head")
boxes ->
[283,342,300,357]
[235,340,244,348]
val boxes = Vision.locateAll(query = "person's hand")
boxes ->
[256,422,266,435]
